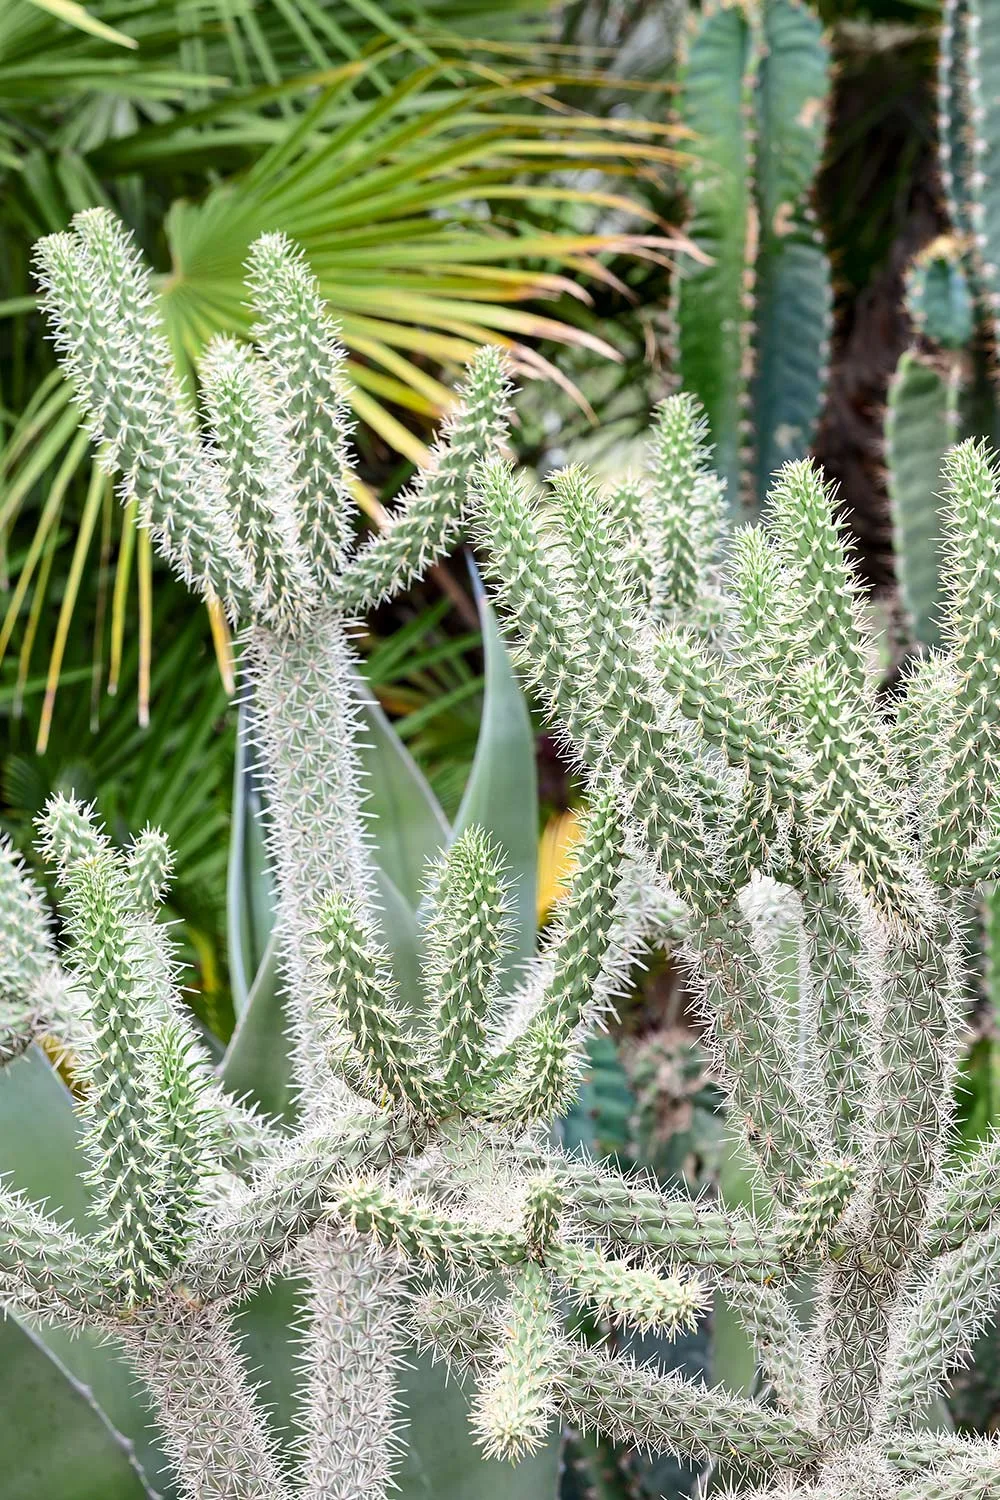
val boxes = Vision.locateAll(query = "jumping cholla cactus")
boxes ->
[1,207,999,1500]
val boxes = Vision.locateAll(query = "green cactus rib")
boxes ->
[885,351,958,648]
[677,0,831,514]
[425,828,511,1104]
[181,1112,403,1304]
[966,0,1000,337]
[878,1219,1000,1426]
[119,1295,295,1500]
[245,232,356,588]
[676,3,752,505]
[800,876,873,1152]
[411,1290,819,1472]
[471,1263,557,1461]
[924,1125,1000,1253]
[558,1165,781,1280]
[940,0,976,248]
[334,345,512,617]
[0,1189,106,1321]
[751,0,831,501]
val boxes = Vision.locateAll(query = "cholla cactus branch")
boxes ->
[645,393,723,619]
[245,232,355,587]
[33,216,251,614]
[558,1164,780,1280]
[928,442,1000,876]
[183,1111,401,1304]
[335,346,512,616]
[924,1126,1000,1253]
[52,840,175,1301]
[296,1229,406,1500]
[727,1282,817,1428]
[317,894,439,1116]
[411,1291,820,1470]
[472,1262,557,1460]
[246,616,374,1097]
[200,336,317,632]
[800,877,873,1151]
[546,1242,707,1334]
[877,1219,1000,1425]
[120,1294,294,1500]
[766,461,872,700]
[774,1158,857,1259]
[127,827,174,910]
[0,837,61,1058]
[0,1188,105,1322]
[551,1343,821,1471]
[424,828,511,1104]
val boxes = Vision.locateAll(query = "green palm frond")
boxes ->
[0,3,685,738]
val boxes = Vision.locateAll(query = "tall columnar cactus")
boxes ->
[7,209,1000,1499]
[675,0,831,514]
[894,0,1000,615]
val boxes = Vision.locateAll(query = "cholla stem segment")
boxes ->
[119,1295,295,1500]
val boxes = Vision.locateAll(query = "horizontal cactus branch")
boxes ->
[2,205,997,1498]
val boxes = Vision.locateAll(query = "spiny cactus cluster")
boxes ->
[2,207,1000,1499]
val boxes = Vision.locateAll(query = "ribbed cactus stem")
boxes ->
[767,460,871,700]
[815,1259,899,1448]
[686,907,822,1203]
[182,1111,401,1304]
[148,1012,220,1265]
[547,1242,707,1334]
[332,1181,525,1269]
[877,1219,1000,1426]
[928,442,1000,876]
[727,1282,817,1428]
[924,1125,1000,1252]
[55,844,174,1302]
[0,837,59,1056]
[317,893,438,1116]
[644,392,720,617]
[0,1188,104,1322]
[558,1163,780,1279]
[554,1344,820,1471]
[126,827,173,910]
[865,911,963,1261]
[799,876,873,1151]
[246,615,374,1099]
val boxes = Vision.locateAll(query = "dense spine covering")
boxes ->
[425,828,511,1103]
[246,232,356,587]
[32,216,251,615]
[335,347,513,616]
[9,206,1000,1500]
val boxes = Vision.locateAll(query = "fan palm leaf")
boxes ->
[0,2,687,741]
